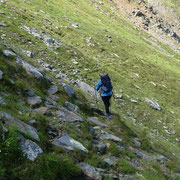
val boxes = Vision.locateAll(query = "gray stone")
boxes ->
[48,85,58,95]
[34,107,49,115]
[3,50,16,57]
[79,163,102,180]
[115,93,123,99]
[16,57,43,79]
[131,138,141,147]
[27,96,42,106]
[28,119,37,126]
[22,50,34,58]
[103,156,119,166]
[144,98,161,110]
[72,23,79,29]
[25,89,35,97]
[0,111,40,141]
[0,70,3,79]
[93,141,106,153]
[129,147,153,161]
[56,106,83,122]
[65,101,79,112]
[76,80,100,99]
[52,135,88,152]
[87,117,107,127]
[0,97,6,105]
[0,22,7,27]
[44,97,57,107]
[63,84,75,98]
[103,174,119,180]
[100,130,122,142]
[19,135,43,161]
[135,10,144,17]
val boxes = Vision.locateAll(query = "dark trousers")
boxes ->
[101,95,112,115]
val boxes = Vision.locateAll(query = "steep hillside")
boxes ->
[0,0,180,179]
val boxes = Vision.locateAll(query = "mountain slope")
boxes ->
[0,0,180,179]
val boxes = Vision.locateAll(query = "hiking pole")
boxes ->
[94,89,99,109]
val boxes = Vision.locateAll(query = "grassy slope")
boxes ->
[0,0,180,179]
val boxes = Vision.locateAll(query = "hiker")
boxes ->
[94,73,113,119]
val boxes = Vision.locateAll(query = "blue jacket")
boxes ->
[94,79,113,97]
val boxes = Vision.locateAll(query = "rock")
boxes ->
[135,10,144,17]
[100,130,122,142]
[0,22,7,27]
[144,98,161,110]
[47,125,58,137]
[28,119,37,126]
[0,97,6,105]
[22,50,34,58]
[129,147,153,161]
[27,96,42,106]
[16,57,43,79]
[103,174,119,180]
[72,23,79,29]
[131,138,141,147]
[131,99,138,103]
[3,50,16,57]
[25,89,35,97]
[34,107,50,115]
[56,106,83,122]
[104,156,119,166]
[65,101,79,112]
[79,163,102,180]
[63,84,75,98]
[114,93,123,99]
[76,80,100,99]
[52,135,88,152]
[48,86,58,95]
[19,135,43,161]
[0,70,3,79]
[93,141,106,153]
[0,111,40,141]
[44,97,57,107]
[87,117,107,127]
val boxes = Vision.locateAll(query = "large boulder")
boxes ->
[79,163,102,180]
[76,80,100,100]
[0,111,40,141]
[3,50,16,57]
[87,117,107,128]
[144,98,161,110]
[52,135,88,152]
[0,97,6,105]
[0,69,3,79]
[65,101,79,112]
[63,83,75,98]
[19,135,43,161]
[56,106,83,122]
[16,57,43,79]
[48,85,58,95]
[27,95,42,107]
[100,130,122,142]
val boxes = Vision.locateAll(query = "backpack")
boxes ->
[101,74,113,93]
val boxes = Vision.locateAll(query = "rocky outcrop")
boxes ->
[56,105,83,122]
[19,135,43,161]
[3,50,16,57]
[27,95,42,107]
[0,111,40,141]
[63,83,75,98]
[52,134,88,152]
[16,56,43,79]
[87,117,107,128]
[0,69,3,79]
[144,98,161,110]
[79,163,102,180]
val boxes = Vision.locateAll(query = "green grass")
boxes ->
[0,0,180,179]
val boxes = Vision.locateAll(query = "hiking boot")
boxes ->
[107,113,111,120]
